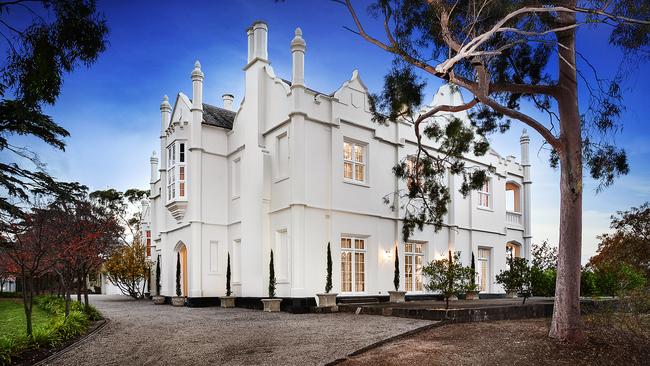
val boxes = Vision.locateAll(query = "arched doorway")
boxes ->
[175,242,188,297]
[506,241,522,259]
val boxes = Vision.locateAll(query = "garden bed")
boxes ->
[0,296,103,365]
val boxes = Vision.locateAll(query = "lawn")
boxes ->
[0,298,53,340]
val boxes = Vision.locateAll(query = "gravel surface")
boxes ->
[44,295,431,366]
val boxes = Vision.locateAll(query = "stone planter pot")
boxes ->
[220,296,236,308]
[261,298,282,312]
[465,291,480,300]
[388,290,407,303]
[171,296,186,307]
[152,295,166,305]
[505,292,518,298]
[316,293,338,308]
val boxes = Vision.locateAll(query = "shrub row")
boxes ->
[0,297,101,365]
[529,264,647,298]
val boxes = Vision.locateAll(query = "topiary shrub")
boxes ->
[268,250,276,298]
[175,252,182,297]
[325,243,333,293]
[393,245,400,291]
[155,256,161,295]
[496,257,532,304]
[226,252,232,297]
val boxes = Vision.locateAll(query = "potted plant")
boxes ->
[465,252,480,300]
[220,252,236,308]
[496,255,532,304]
[152,256,165,305]
[388,245,406,302]
[262,250,281,312]
[171,252,185,306]
[317,242,338,310]
[422,250,465,309]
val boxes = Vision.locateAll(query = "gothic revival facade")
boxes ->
[144,21,532,303]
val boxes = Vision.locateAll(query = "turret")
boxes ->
[290,27,306,87]
[160,95,171,134]
[150,151,158,183]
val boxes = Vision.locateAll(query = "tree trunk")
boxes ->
[549,7,585,342]
[83,274,90,311]
[22,276,34,338]
[65,290,71,318]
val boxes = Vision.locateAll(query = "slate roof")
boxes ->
[202,103,236,130]
[280,78,332,97]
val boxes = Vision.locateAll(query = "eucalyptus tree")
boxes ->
[0,0,108,226]
[339,0,648,341]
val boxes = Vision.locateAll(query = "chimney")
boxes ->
[290,27,306,87]
[160,95,171,133]
[222,94,234,110]
[251,21,268,62]
[247,27,254,63]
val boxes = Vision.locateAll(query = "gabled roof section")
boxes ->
[202,103,235,130]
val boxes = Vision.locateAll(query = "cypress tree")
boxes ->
[155,256,161,295]
[268,250,276,298]
[226,252,232,297]
[325,242,333,293]
[471,252,476,286]
[175,252,181,297]
[393,245,400,291]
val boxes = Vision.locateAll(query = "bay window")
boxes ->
[167,141,186,201]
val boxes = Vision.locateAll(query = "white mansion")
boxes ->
[143,21,532,306]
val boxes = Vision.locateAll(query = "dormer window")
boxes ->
[167,141,187,201]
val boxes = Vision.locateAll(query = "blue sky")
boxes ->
[7,0,650,263]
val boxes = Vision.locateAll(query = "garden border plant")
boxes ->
[317,242,338,309]
[0,296,102,365]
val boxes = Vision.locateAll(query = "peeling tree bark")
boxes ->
[549,7,585,342]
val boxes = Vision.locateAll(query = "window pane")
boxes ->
[341,238,351,249]
[179,143,185,163]
[405,255,413,291]
[415,243,423,254]
[415,255,423,291]
[344,162,353,179]
[341,251,352,292]
[355,164,364,182]
[355,145,364,163]
[179,182,185,197]
[405,243,413,253]
[354,239,364,250]
[343,142,352,160]
[179,166,185,180]
[355,252,365,292]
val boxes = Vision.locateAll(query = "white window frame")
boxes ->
[343,139,367,184]
[275,132,289,181]
[166,141,187,202]
[340,236,367,294]
[477,178,491,209]
[477,247,491,293]
[404,242,425,292]
[231,157,241,199]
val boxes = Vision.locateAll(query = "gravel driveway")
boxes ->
[44,295,432,366]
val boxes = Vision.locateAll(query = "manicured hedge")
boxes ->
[0,296,102,365]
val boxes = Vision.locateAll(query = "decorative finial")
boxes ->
[295,27,302,37]
[163,95,169,102]
[152,150,157,157]
[194,60,201,69]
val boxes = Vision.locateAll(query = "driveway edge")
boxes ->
[33,318,110,366]
[325,320,448,365]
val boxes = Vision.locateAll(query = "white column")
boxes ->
[520,129,532,259]
[252,21,268,61]
[189,61,204,297]
[290,28,306,87]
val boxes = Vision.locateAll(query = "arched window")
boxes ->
[505,182,521,213]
